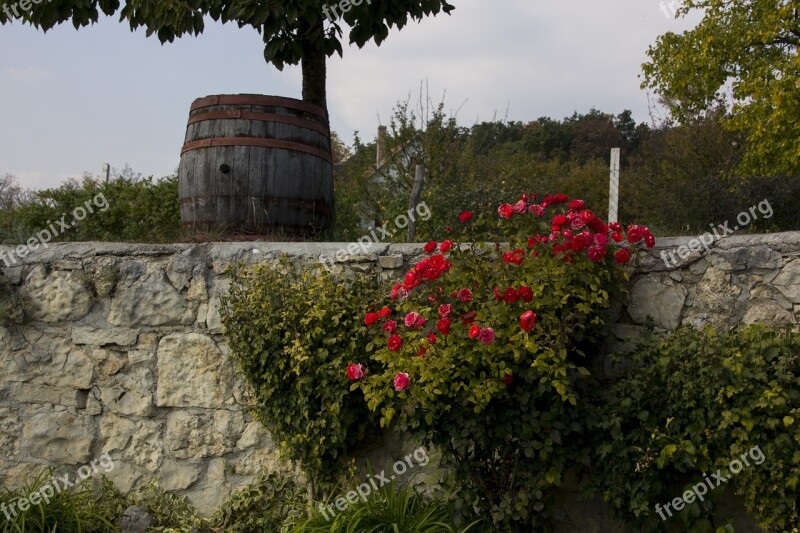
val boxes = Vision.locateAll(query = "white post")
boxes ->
[608,148,620,223]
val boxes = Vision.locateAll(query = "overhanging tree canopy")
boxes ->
[642,0,800,175]
[0,0,455,115]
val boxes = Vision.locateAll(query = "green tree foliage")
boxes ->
[0,0,454,112]
[642,0,800,175]
[335,92,800,242]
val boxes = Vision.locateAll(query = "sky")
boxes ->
[0,0,701,190]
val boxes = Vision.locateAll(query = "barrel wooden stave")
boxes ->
[178,94,333,236]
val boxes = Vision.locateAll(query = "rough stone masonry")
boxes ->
[0,234,798,527]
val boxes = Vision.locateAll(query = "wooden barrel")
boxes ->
[178,94,334,237]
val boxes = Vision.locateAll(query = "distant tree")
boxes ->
[0,174,25,211]
[643,0,800,174]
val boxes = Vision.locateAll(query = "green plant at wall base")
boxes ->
[209,469,307,533]
[288,479,481,533]
[0,472,123,533]
[591,324,800,532]
[221,258,384,492]
[129,478,202,532]
[353,195,652,531]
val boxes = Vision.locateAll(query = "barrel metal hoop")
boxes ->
[186,111,329,136]
[181,137,333,164]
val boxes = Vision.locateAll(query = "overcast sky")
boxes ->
[0,0,701,190]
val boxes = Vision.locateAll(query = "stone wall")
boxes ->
[0,233,798,522]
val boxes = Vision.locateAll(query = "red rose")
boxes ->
[610,231,624,243]
[512,199,527,214]
[502,288,519,304]
[519,286,533,303]
[498,203,514,219]
[403,271,418,290]
[626,225,644,244]
[393,372,411,391]
[614,248,631,265]
[458,211,474,223]
[445,225,452,233]
[436,318,451,335]
[457,288,473,303]
[378,306,392,319]
[608,221,622,232]
[502,249,524,265]
[438,304,452,317]
[424,241,437,254]
[587,245,607,262]
[478,327,495,344]
[469,325,481,339]
[554,193,569,203]
[347,363,366,381]
[580,210,595,223]
[644,231,656,248]
[427,332,437,344]
[593,233,609,246]
[551,214,567,228]
[391,283,402,300]
[568,199,586,210]
[440,239,453,253]
[387,335,403,351]
[502,372,514,386]
[404,312,426,329]
[529,204,545,216]
[570,232,592,251]
[364,312,379,327]
[382,320,398,334]
[520,310,537,332]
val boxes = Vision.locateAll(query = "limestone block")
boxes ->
[773,259,800,303]
[100,414,163,472]
[25,266,93,322]
[165,411,239,459]
[72,326,137,347]
[682,267,743,329]
[108,271,194,327]
[627,276,687,329]
[99,368,154,416]
[21,411,95,464]
[159,460,203,491]
[156,334,233,408]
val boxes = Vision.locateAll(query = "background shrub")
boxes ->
[591,324,800,531]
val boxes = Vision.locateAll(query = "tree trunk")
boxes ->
[300,27,328,121]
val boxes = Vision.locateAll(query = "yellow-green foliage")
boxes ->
[221,258,384,490]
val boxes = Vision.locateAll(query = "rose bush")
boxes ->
[350,194,654,531]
